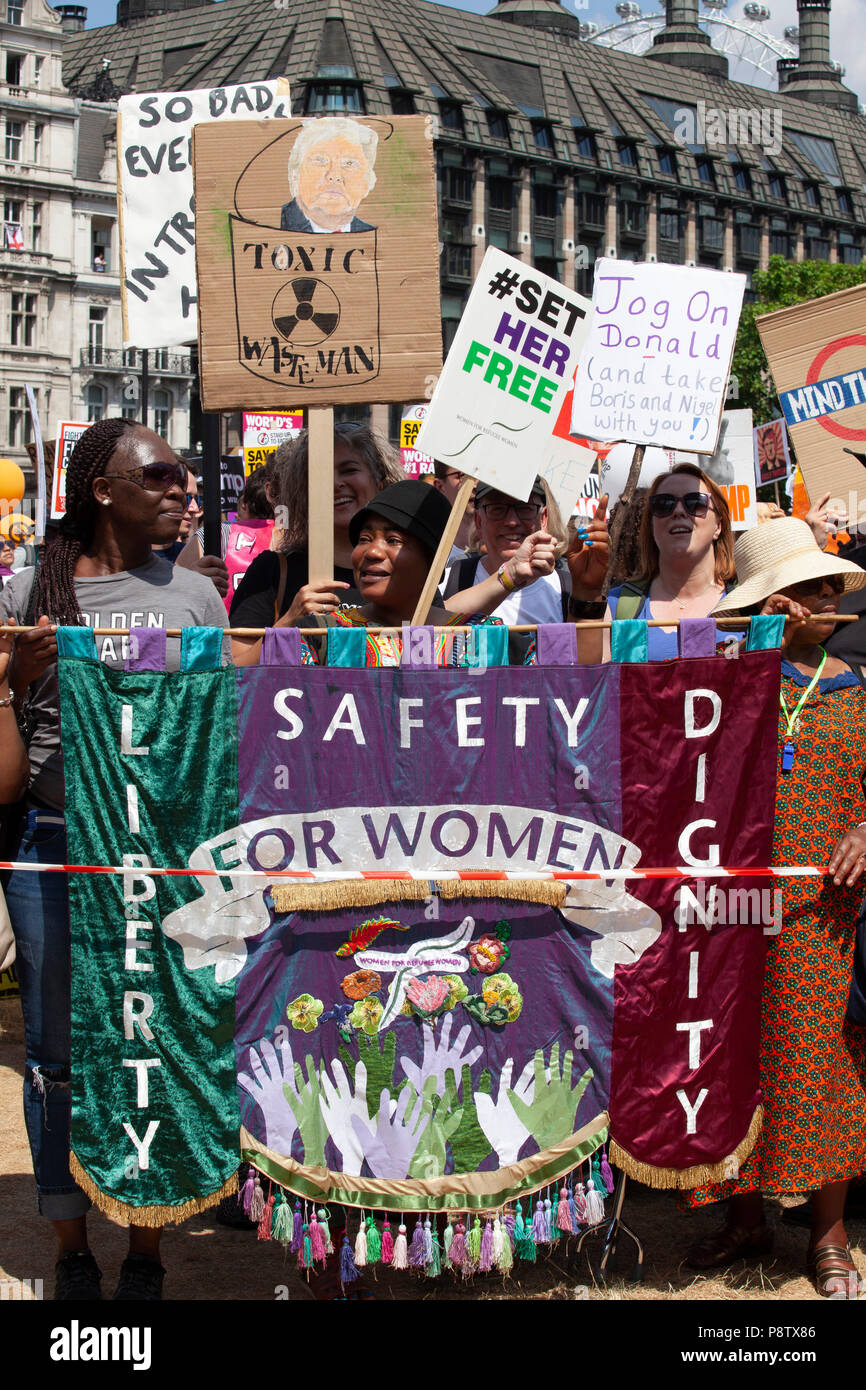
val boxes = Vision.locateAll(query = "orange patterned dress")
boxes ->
[691,661,866,1201]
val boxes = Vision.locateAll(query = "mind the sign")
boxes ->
[570,259,746,454]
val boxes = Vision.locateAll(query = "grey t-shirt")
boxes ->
[0,557,229,811]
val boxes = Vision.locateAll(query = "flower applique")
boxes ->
[404,974,451,1021]
[468,934,510,975]
[341,969,382,1000]
[286,994,324,1033]
[348,995,384,1036]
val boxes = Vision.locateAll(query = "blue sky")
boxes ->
[81,0,865,104]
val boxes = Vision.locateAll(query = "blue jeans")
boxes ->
[5,808,91,1220]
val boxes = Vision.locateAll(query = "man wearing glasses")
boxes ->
[443,478,565,624]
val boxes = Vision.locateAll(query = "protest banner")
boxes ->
[757,283,866,509]
[117,80,290,350]
[57,635,777,1224]
[242,410,303,474]
[704,409,757,531]
[224,517,274,611]
[754,419,790,489]
[417,249,592,504]
[219,455,244,512]
[192,115,441,411]
[400,404,434,479]
[50,423,88,520]
[570,259,746,454]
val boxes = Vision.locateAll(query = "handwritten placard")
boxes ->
[416,248,592,502]
[118,80,290,350]
[571,259,746,454]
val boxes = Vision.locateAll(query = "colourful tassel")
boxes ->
[449,1221,466,1269]
[257,1188,275,1241]
[423,1217,434,1266]
[408,1217,426,1268]
[290,1202,303,1252]
[339,1234,360,1286]
[426,1223,442,1278]
[585,1177,605,1226]
[381,1218,394,1265]
[513,1200,526,1243]
[365,1214,381,1263]
[531,1199,546,1244]
[443,1218,454,1268]
[479,1218,494,1272]
[497,1218,514,1273]
[543,1196,554,1243]
[600,1146,615,1195]
[271,1190,293,1245]
[467,1215,482,1265]
[492,1215,505,1266]
[556,1185,573,1234]
[504,1207,516,1248]
[308,1211,325,1262]
[353,1218,367,1268]
[240,1166,256,1215]
[248,1172,265,1223]
[318,1208,334,1255]
[567,1185,579,1231]
[574,1183,587,1225]
[298,1222,312,1270]
[393,1223,408,1269]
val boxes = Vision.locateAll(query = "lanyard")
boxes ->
[779,651,826,771]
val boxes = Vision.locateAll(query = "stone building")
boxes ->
[6,0,865,457]
[0,0,192,471]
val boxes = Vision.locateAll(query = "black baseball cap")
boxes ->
[348,480,452,555]
[473,477,547,505]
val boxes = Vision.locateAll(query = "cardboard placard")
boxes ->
[50,422,89,519]
[400,403,434,478]
[416,248,593,502]
[571,259,746,454]
[193,116,441,411]
[753,418,790,489]
[242,409,303,474]
[757,283,866,508]
[118,80,290,351]
[706,409,756,531]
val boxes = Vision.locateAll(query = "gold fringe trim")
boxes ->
[609,1104,764,1190]
[69,1152,238,1227]
[271,877,566,913]
[271,878,430,913]
[438,878,566,907]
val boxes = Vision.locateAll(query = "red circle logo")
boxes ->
[805,333,866,441]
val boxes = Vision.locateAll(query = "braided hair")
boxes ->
[35,417,139,624]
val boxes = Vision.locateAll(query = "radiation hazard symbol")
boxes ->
[272,279,340,346]
[230,218,380,390]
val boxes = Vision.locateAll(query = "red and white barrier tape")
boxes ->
[0,862,827,880]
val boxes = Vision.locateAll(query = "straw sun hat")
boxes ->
[714,516,866,613]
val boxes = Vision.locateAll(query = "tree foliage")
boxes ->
[732,257,866,426]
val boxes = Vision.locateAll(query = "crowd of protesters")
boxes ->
[1,416,865,1302]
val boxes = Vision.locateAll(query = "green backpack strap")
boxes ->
[613,581,649,622]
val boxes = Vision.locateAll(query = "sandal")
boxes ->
[686,1221,773,1271]
[808,1243,864,1300]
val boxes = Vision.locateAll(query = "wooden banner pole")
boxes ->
[601,443,645,601]
[308,407,335,584]
[411,474,475,626]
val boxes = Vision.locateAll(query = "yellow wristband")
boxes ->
[497,563,516,593]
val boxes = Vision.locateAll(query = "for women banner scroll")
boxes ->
[57,641,779,1221]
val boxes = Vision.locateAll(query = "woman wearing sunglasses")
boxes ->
[685,518,866,1298]
[568,463,736,659]
[0,418,228,1303]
